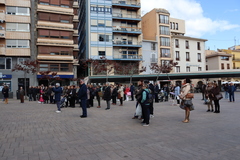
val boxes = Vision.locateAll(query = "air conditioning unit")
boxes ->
[0,33,5,37]
[119,49,122,53]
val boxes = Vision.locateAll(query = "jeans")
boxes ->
[106,100,110,109]
[229,93,235,102]
[225,91,229,99]
[56,101,61,111]
[81,99,87,116]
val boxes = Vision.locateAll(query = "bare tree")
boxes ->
[38,71,62,86]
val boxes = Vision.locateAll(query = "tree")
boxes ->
[38,71,62,86]
[12,59,38,97]
[115,62,146,84]
[150,60,178,81]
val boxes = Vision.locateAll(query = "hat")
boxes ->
[56,83,60,86]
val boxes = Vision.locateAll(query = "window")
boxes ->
[0,57,12,69]
[98,51,105,56]
[186,40,189,49]
[151,43,156,50]
[221,56,229,60]
[186,52,190,61]
[198,53,201,62]
[60,64,69,71]
[176,51,180,61]
[175,39,179,48]
[161,49,170,58]
[159,26,170,35]
[221,63,224,70]
[6,23,30,31]
[39,64,49,71]
[6,7,30,15]
[18,58,28,64]
[197,42,201,50]
[206,65,208,70]
[6,40,29,48]
[90,5,111,14]
[186,66,190,72]
[176,66,180,72]
[227,64,230,69]
[160,37,170,46]
[198,67,202,71]
[159,15,169,24]
[98,34,109,42]
[176,23,178,30]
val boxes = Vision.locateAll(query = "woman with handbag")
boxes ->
[205,82,214,112]
[212,83,221,113]
[179,78,194,123]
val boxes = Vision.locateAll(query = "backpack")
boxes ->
[143,89,153,103]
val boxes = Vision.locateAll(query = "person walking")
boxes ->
[212,83,221,113]
[2,85,9,104]
[52,83,62,113]
[228,83,236,102]
[78,79,88,118]
[179,78,193,123]
[103,82,111,110]
[19,87,25,103]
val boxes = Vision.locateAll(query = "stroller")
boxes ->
[60,96,67,108]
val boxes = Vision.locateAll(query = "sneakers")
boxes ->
[150,114,154,118]
[142,124,149,127]
[55,110,61,113]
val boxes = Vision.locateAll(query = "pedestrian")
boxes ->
[111,84,117,105]
[174,83,181,105]
[118,84,124,106]
[52,83,62,113]
[132,80,144,119]
[212,83,221,113]
[205,82,214,112]
[19,87,25,103]
[130,83,135,101]
[162,84,169,101]
[223,83,229,99]
[28,86,33,101]
[201,83,206,100]
[103,82,111,110]
[69,85,76,108]
[140,83,151,126]
[179,78,194,123]
[77,79,88,118]
[154,82,159,103]
[95,85,101,108]
[2,85,9,104]
[228,83,236,102]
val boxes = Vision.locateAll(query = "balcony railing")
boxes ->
[113,54,142,60]
[113,26,141,32]
[112,13,141,19]
[112,0,141,7]
[113,41,141,46]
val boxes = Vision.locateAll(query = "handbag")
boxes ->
[215,93,223,100]
[206,98,210,103]
[186,93,194,99]
[135,104,142,116]
[117,93,121,99]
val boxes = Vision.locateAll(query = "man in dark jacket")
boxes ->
[103,82,111,110]
[78,79,88,118]
[52,83,62,113]
[130,83,135,101]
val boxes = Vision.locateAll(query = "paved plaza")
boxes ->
[0,92,240,160]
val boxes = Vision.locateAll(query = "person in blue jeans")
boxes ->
[78,79,88,118]
[140,84,151,126]
[228,83,236,102]
[52,83,62,113]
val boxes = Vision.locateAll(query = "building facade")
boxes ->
[78,0,142,78]
[0,0,35,96]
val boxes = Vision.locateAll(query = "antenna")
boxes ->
[234,36,236,46]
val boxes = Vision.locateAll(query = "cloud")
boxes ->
[141,0,240,38]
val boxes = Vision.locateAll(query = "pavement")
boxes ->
[0,92,240,160]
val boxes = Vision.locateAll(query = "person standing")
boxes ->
[28,86,33,101]
[163,84,169,101]
[174,83,181,105]
[95,85,101,108]
[212,83,221,113]
[52,83,62,113]
[223,83,229,99]
[140,83,151,126]
[154,83,159,103]
[130,83,135,101]
[228,83,236,102]
[205,82,214,112]
[118,84,124,106]
[111,85,118,105]
[78,79,88,118]
[201,83,206,100]
[69,85,76,108]
[2,85,9,104]
[19,87,25,103]
[103,82,111,110]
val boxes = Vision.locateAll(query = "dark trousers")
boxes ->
[89,96,94,107]
[119,97,123,105]
[141,103,150,124]
[69,97,75,107]
[112,96,116,104]
[131,91,134,101]
[80,99,87,117]
[213,100,220,112]
[229,93,235,102]
[96,96,101,106]
[149,102,154,115]
[155,93,159,102]
[20,95,24,103]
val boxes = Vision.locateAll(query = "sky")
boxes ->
[141,0,240,50]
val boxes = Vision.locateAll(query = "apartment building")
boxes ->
[222,46,240,69]
[0,0,35,96]
[36,0,75,86]
[78,0,142,77]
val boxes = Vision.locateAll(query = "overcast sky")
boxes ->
[141,0,240,50]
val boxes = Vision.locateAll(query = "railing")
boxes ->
[112,26,141,32]
[113,54,142,60]
[112,13,141,19]
[112,0,141,6]
[113,41,141,45]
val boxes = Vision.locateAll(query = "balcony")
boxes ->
[112,26,141,34]
[37,21,74,31]
[38,4,74,15]
[112,0,140,8]
[6,0,30,7]
[0,0,5,4]
[0,44,5,55]
[73,1,78,8]
[113,40,141,47]
[113,53,142,60]
[37,38,74,47]
[112,13,141,21]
